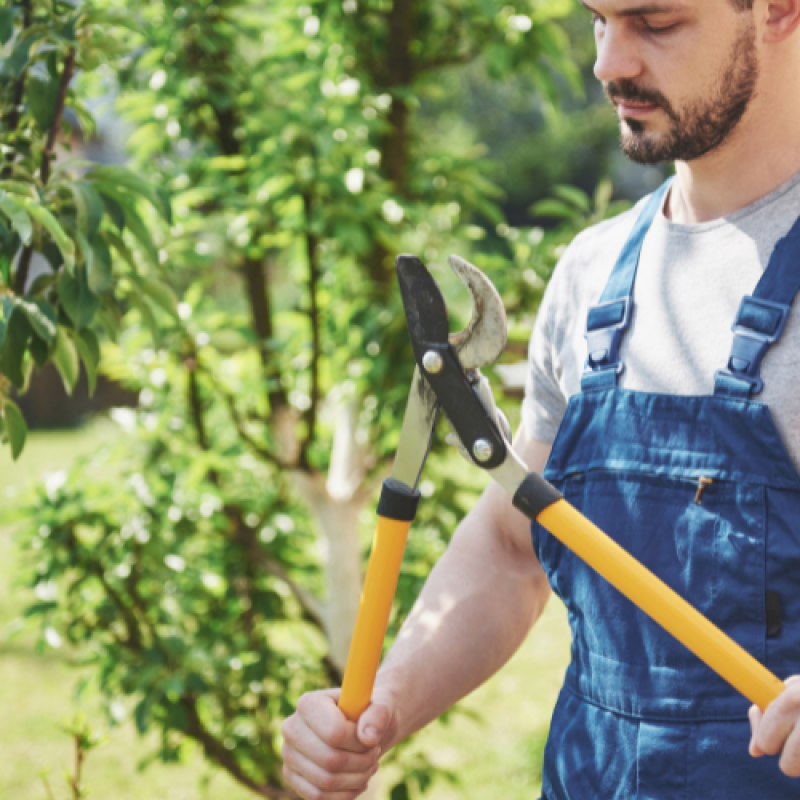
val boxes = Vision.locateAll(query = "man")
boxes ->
[281,1,800,797]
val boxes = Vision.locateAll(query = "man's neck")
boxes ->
[666,97,800,225]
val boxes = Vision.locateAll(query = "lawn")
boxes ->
[0,421,570,800]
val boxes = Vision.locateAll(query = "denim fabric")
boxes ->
[533,182,800,798]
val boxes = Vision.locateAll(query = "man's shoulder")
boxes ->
[549,197,647,305]
[561,198,646,271]
[543,198,646,312]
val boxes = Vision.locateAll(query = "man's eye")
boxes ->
[643,21,678,34]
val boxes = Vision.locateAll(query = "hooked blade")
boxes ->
[396,254,507,372]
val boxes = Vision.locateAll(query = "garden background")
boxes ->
[0,1,664,798]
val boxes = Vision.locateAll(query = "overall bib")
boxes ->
[533,180,800,799]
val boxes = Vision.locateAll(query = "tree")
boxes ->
[0,0,172,459]
[18,1,603,797]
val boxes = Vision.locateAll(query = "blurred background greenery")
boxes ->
[0,1,663,798]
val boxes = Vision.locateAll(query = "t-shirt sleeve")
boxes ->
[522,263,571,444]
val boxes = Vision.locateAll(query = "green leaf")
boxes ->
[89,236,112,291]
[52,327,80,395]
[256,175,294,202]
[89,166,171,221]
[29,332,50,367]
[17,298,57,343]
[15,197,75,271]
[26,77,60,132]
[3,400,27,460]
[134,696,151,735]
[390,782,410,800]
[73,328,99,395]
[104,230,137,272]
[123,205,159,265]
[0,194,32,245]
[131,275,178,318]
[530,198,578,220]
[0,297,8,350]
[129,294,160,345]
[59,266,99,329]
[7,37,32,78]
[0,8,15,45]
[0,307,32,388]
[207,155,247,171]
[594,179,614,214]
[69,182,104,240]
[552,184,591,212]
[101,192,125,232]
[41,241,64,272]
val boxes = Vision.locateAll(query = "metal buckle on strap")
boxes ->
[584,297,632,376]
[714,296,791,395]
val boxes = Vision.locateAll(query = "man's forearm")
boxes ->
[374,480,551,749]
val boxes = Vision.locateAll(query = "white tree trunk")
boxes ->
[290,397,381,798]
[292,396,370,671]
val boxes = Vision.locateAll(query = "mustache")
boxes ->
[604,80,678,121]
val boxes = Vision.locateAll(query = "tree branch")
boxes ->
[220,387,296,470]
[2,0,33,177]
[180,698,299,799]
[185,355,210,450]
[232,521,326,632]
[95,568,144,651]
[242,254,288,414]
[299,191,321,468]
[40,47,75,186]
[40,775,56,800]
[13,46,76,295]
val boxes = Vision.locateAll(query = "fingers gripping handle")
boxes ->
[513,474,785,711]
[338,480,420,722]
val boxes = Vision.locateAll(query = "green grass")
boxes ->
[0,423,570,800]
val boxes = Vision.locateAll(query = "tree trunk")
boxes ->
[293,471,365,671]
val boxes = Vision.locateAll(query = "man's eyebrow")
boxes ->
[580,0,685,16]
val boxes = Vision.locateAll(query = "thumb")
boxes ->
[357,700,394,749]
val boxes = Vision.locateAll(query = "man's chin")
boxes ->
[620,130,673,166]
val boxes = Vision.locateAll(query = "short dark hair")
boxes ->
[729,0,754,10]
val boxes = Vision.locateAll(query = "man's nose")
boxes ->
[594,24,644,84]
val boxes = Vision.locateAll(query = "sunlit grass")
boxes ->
[0,422,570,800]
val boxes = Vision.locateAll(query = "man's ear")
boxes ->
[761,0,800,43]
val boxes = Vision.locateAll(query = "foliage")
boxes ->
[0,0,172,459]
[39,714,103,800]
[13,0,632,798]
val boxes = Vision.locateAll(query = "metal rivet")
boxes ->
[472,439,494,463]
[423,351,444,375]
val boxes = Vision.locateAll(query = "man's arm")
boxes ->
[375,427,552,748]
[281,427,553,800]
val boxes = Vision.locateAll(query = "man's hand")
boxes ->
[281,688,396,799]
[749,676,800,778]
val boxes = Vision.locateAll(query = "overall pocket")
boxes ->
[548,470,766,718]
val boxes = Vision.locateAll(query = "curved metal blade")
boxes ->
[447,255,507,370]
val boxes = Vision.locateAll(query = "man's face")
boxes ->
[586,1,759,164]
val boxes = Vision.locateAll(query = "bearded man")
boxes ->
[281,1,800,797]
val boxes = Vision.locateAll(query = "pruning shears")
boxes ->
[337,254,785,722]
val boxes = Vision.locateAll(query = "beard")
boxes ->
[604,22,759,165]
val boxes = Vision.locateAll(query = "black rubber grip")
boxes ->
[512,473,563,520]
[377,479,421,522]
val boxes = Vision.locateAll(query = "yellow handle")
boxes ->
[538,499,785,711]
[338,516,412,721]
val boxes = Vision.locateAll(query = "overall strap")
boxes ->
[714,213,800,399]
[581,178,674,392]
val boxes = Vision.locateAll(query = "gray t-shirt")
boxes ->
[524,170,800,473]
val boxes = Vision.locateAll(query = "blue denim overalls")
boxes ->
[533,179,800,799]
